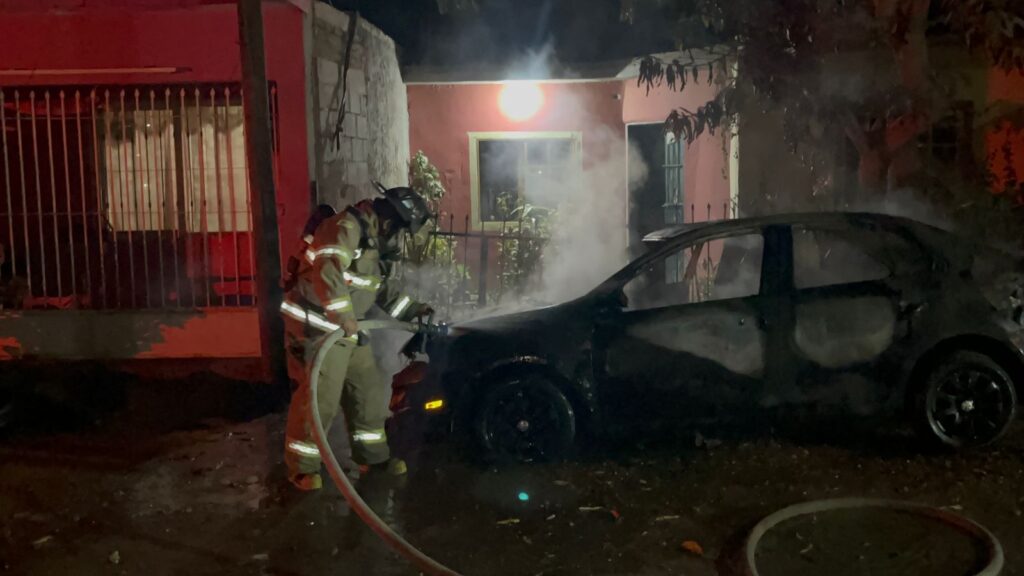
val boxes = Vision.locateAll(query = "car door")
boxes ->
[592,226,785,425]
[781,222,929,413]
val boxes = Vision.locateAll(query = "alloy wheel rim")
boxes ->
[485,384,564,461]
[929,366,1012,445]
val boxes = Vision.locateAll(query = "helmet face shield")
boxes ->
[382,187,431,234]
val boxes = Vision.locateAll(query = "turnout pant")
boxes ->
[284,320,391,475]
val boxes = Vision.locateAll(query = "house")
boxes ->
[0,0,409,368]
[405,54,738,303]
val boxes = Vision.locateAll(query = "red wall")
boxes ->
[0,1,311,263]
[623,79,731,222]
[987,68,1024,196]
[0,1,310,366]
[408,81,627,227]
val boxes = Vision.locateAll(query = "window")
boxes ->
[664,132,684,225]
[918,101,973,167]
[182,104,250,234]
[102,110,179,231]
[625,232,764,310]
[664,133,685,283]
[101,90,252,233]
[469,132,580,230]
[792,227,891,289]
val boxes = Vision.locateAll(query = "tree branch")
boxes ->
[885,110,928,151]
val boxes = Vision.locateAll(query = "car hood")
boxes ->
[439,298,600,375]
[453,303,575,334]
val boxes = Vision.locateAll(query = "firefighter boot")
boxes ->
[288,473,323,492]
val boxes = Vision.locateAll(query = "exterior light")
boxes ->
[424,399,445,411]
[499,82,543,122]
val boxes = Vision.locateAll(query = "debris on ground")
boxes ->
[695,431,723,450]
[496,518,520,526]
[654,515,680,522]
[108,550,121,565]
[31,535,53,549]
[578,506,621,522]
[251,553,269,562]
[681,540,704,556]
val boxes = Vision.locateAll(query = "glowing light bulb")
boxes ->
[499,82,543,122]
[517,491,530,502]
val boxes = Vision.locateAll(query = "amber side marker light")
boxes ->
[424,399,445,411]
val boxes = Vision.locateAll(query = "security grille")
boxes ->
[0,84,278,310]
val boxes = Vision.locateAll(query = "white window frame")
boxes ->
[468,131,582,231]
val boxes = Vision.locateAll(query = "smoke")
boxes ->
[489,46,649,309]
[537,124,649,304]
[839,187,956,233]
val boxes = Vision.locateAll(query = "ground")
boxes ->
[1,376,1023,576]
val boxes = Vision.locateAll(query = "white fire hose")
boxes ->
[307,319,464,576]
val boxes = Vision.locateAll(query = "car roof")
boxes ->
[640,211,923,245]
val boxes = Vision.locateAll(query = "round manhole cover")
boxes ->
[747,499,1003,576]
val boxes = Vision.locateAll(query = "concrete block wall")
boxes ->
[310,3,409,209]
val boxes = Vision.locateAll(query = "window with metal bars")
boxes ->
[664,132,685,284]
[0,84,277,310]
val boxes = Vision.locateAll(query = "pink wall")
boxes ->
[0,1,311,263]
[987,68,1024,195]
[623,80,731,222]
[408,81,627,227]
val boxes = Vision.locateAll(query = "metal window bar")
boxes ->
[0,84,275,310]
[419,218,552,319]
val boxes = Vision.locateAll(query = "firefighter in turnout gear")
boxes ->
[280,186,431,491]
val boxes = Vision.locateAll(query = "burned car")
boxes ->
[412,213,1023,460]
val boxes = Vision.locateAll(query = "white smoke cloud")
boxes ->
[487,45,649,309]
[536,124,648,304]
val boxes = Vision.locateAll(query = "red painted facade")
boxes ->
[622,80,731,220]
[0,0,311,364]
[987,68,1024,195]
[0,1,310,255]
[408,81,628,226]
[408,77,731,232]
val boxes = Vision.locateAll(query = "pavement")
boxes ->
[1,375,1023,576]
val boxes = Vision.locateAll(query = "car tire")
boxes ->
[913,350,1017,449]
[474,372,576,463]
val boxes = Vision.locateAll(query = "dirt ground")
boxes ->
[1,376,1023,576]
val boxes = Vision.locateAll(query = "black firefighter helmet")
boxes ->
[374,182,431,234]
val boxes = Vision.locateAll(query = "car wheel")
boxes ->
[475,373,576,463]
[914,351,1017,449]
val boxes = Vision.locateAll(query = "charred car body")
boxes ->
[410,213,1024,460]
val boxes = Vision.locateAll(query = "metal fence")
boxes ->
[400,214,550,319]
[403,201,737,319]
[671,202,745,304]
[0,84,277,310]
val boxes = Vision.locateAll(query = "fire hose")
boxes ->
[307,318,464,576]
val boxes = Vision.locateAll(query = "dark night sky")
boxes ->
[319,0,678,68]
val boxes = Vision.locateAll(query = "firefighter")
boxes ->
[280,186,431,491]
